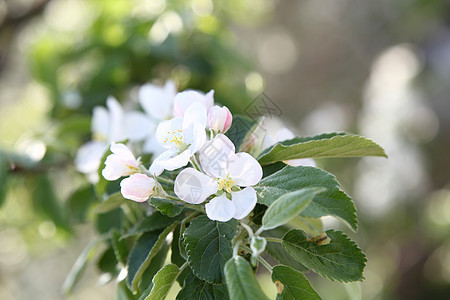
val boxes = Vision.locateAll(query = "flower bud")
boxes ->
[208,105,232,134]
[120,173,156,202]
[102,143,139,181]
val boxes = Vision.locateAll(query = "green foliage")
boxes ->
[149,197,184,217]
[224,256,270,300]
[255,166,358,231]
[183,215,238,283]
[144,264,180,300]
[177,270,229,300]
[271,265,322,300]
[282,229,367,282]
[262,187,326,230]
[93,192,127,214]
[258,132,387,165]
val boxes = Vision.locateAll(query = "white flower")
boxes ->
[120,173,156,202]
[149,102,207,176]
[263,127,317,167]
[75,96,153,181]
[208,105,232,134]
[174,134,263,222]
[139,80,177,122]
[173,90,214,118]
[102,143,140,181]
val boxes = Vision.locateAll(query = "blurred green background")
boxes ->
[0,0,449,299]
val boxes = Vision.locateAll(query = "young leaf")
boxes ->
[62,237,104,295]
[183,215,238,283]
[224,256,270,300]
[127,223,177,292]
[176,270,229,300]
[93,192,127,214]
[258,132,387,165]
[262,187,326,231]
[282,229,366,282]
[144,264,180,300]
[272,265,322,300]
[149,197,184,217]
[254,166,358,231]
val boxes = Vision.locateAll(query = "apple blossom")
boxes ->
[120,173,156,202]
[173,89,214,118]
[102,143,140,181]
[174,134,263,222]
[149,102,207,175]
[139,80,177,122]
[208,105,232,134]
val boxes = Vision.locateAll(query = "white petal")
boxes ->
[205,194,236,222]
[183,101,207,129]
[106,96,125,142]
[173,90,211,118]
[285,158,317,167]
[198,134,235,178]
[149,148,191,174]
[184,121,206,153]
[110,143,137,161]
[102,143,139,180]
[75,141,107,174]
[274,127,295,142]
[208,105,232,133]
[155,118,184,149]
[123,111,154,141]
[139,81,176,121]
[227,152,262,186]
[204,90,215,111]
[120,173,155,202]
[231,187,257,220]
[174,168,218,204]
[142,136,166,156]
[261,131,275,149]
[91,106,109,141]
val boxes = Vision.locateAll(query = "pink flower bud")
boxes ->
[120,173,156,202]
[208,106,232,133]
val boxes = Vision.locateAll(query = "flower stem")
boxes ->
[264,237,282,244]
[190,155,202,172]
[239,244,272,271]
[156,176,174,185]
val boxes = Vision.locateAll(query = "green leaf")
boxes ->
[288,216,323,237]
[254,166,358,231]
[62,237,104,295]
[263,228,308,273]
[225,115,258,150]
[262,188,326,231]
[258,132,387,165]
[125,211,184,238]
[93,192,127,214]
[224,256,270,300]
[183,215,238,283]
[171,225,186,267]
[282,229,367,282]
[127,223,177,292]
[149,197,184,217]
[176,270,229,300]
[111,229,129,265]
[144,264,180,300]
[97,246,119,279]
[271,265,322,300]
[95,208,123,234]
[140,242,170,294]
[65,185,97,223]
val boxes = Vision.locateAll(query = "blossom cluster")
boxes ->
[76,81,314,222]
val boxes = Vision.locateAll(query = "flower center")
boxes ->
[164,130,186,150]
[217,175,235,193]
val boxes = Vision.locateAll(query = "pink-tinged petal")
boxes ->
[150,148,192,174]
[174,168,218,204]
[198,134,235,178]
[102,143,139,180]
[231,187,257,220]
[155,118,184,149]
[285,158,317,167]
[123,111,154,141]
[208,105,232,133]
[120,173,155,202]
[106,96,126,142]
[91,106,109,141]
[205,194,236,222]
[75,141,107,174]
[173,90,213,118]
[139,80,176,121]
[227,152,262,186]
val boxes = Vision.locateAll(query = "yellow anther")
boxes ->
[217,175,235,193]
